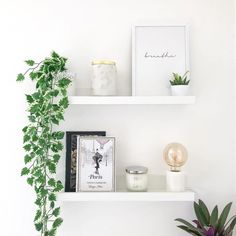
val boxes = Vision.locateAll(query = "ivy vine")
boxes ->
[17,51,72,236]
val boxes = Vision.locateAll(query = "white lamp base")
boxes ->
[166,170,186,192]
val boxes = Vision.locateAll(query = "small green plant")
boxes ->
[170,71,190,86]
[175,199,236,236]
[17,51,72,236]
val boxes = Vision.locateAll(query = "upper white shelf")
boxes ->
[68,96,196,105]
[58,190,195,202]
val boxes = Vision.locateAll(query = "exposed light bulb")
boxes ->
[163,143,188,172]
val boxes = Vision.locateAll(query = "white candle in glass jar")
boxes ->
[91,60,117,96]
[125,166,148,192]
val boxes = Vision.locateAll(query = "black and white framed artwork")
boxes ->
[77,137,115,192]
[132,24,189,96]
[65,131,106,192]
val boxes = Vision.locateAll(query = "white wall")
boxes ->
[0,0,235,235]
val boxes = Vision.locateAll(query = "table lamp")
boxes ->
[163,143,188,192]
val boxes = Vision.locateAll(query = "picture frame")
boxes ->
[77,137,115,192]
[132,24,189,96]
[65,131,106,192]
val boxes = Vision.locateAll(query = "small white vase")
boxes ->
[171,85,190,96]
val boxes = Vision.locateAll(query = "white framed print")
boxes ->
[132,24,189,96]
[77,137,115,192]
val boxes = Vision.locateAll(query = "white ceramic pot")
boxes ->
[171,85,190,96]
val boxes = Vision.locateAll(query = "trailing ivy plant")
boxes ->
[17,51,72,236]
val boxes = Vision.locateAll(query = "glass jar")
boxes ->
[91,60,117,96]
[125,166,148,192]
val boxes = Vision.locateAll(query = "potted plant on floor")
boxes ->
[17,51,72,236]
[170,71,190,96]
[175,199,236,236]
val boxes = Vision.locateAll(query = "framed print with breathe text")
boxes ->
[77,137,115,192]
[65,131,106,192]
[132,24,189,96]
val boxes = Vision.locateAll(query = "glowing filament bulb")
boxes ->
[163,143,188,172]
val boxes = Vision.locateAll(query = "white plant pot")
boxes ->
[171,85,190,96]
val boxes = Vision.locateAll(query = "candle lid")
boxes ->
[125,166,148,174]
[92,60,116,65]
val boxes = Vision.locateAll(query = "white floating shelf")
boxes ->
[68,96,196,105]
[58,190,195,202]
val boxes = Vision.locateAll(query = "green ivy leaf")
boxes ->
[47,228,57,236]
[35,222,43,231]
[35,148,44,156]
[25,60,35,66]
[38,138,46,147]
[51,142,63,153]
[28,115,36,123]
[52,104,60,112]
[52,131,64,140]
[53,154,60,163]
[24,154,32,164]
[60,89,67,96]
[47,162,56,174]
[29,72,37,80]
[34,210,42,222]
[59,97,69,109]
[21,167,30,176]
[30,104,40,113]
[36,175,46,184]
[28,126,37,135]
[50,201,55,209]
[23,144,31,151]
[49,193,56,201]
[22,126,28,133]
[23,134,30,143]
[54,181,64,192]
[48,178,56,187]
[56,112,64,121]
[17,73,25,81]
[33,169,43,177]
[32,92,40,100]
[35,198,42,206]
[26,95,34,103]
[52,207,60,217]
[51,117,59,125]
[51,51,60,58]
[55,142,63,151]
[52,218,63,228]
[27,177,34,186]
[58,78,71,88]
[41,188,48,197]
[52,90,59,97]
[51,145,58,153]
[32,135,38,142]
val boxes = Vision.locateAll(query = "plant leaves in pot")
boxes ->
[170,71,190,96]
[175,199,236,236]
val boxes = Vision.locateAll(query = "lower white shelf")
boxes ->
[58,190,195,202]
